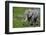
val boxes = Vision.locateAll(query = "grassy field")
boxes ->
[13,7,40,28]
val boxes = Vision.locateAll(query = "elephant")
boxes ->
[24,8,40,24]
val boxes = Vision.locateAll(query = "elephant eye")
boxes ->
[28,11,30,13]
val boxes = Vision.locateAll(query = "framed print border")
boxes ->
[5,1,45,34]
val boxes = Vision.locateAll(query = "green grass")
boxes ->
[13,7,40,28]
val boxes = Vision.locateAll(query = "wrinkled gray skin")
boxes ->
[24,8,40,23]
